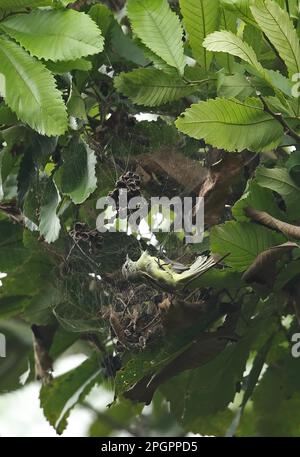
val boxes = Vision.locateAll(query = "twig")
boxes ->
[245,206,300,239]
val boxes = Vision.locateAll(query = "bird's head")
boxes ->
[122,254,137,279]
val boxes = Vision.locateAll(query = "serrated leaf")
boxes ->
[256,166,300,217]
[265,69,293,97]
[39,178,61,244]
[1,9,104,62]
[204,30,266,79]
[176,97,283,153]
[180,0,220,69]
[0,36,67,136]
[127,0,185,74]
[251,0,300,78]
[40,354,102,434]
[89,3,114,39]
[114,68,196,106]
[220,0,257,25]
[211,220,285,271]
[55,141,97,204]
[110,23,148,67]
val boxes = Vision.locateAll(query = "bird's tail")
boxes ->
[178,255,216,284]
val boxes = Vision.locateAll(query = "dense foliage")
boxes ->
[1,0,300,437]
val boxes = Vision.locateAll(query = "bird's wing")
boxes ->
[161,256,189,273]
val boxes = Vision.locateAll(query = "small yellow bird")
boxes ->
[122,251,216,292]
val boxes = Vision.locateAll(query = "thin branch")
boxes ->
[245,206,300,239]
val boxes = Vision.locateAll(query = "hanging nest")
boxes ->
[53,221,164,349]
[52,221,215,357]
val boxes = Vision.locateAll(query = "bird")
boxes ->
[122,250,216,292]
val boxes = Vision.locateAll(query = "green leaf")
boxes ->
[55,141,97,205]
[176,97,284,153]
[89,2,146,66]
[217,70,254,100]
[1,9,104,62]
[89,399,142,437]
[17,147,36,205]
[220,0,256,26]
[0,220,28,272]
[256,167,300,217]
[45,59,92,75]
[211,220,285,271]
[114,68,196,106]
[127,0,185,74]
[265,69,293,97]
[251,0,300,78]
[40,354,102,434]
[179,0,220,69]
[241,335,274,409]
[139,44,175,74]
[0,146,18,200]
[0,321,32,393]
[89,4,114,39]
[203,30,266,79]
[22,284,61,324]
[0,295,30,319]
[189,268,242,291]
[248,350,300,436]
[0,105,17,125]
[243,23,263,56]
[286,151,300,185]
[256,167,300,220]
[0,36,67,136]
[232,180,286,222]
[67,85,87,120]
[39,178,61,244]
[0,0,51,10]
[164,313,272,431]
[110,24,148,67]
